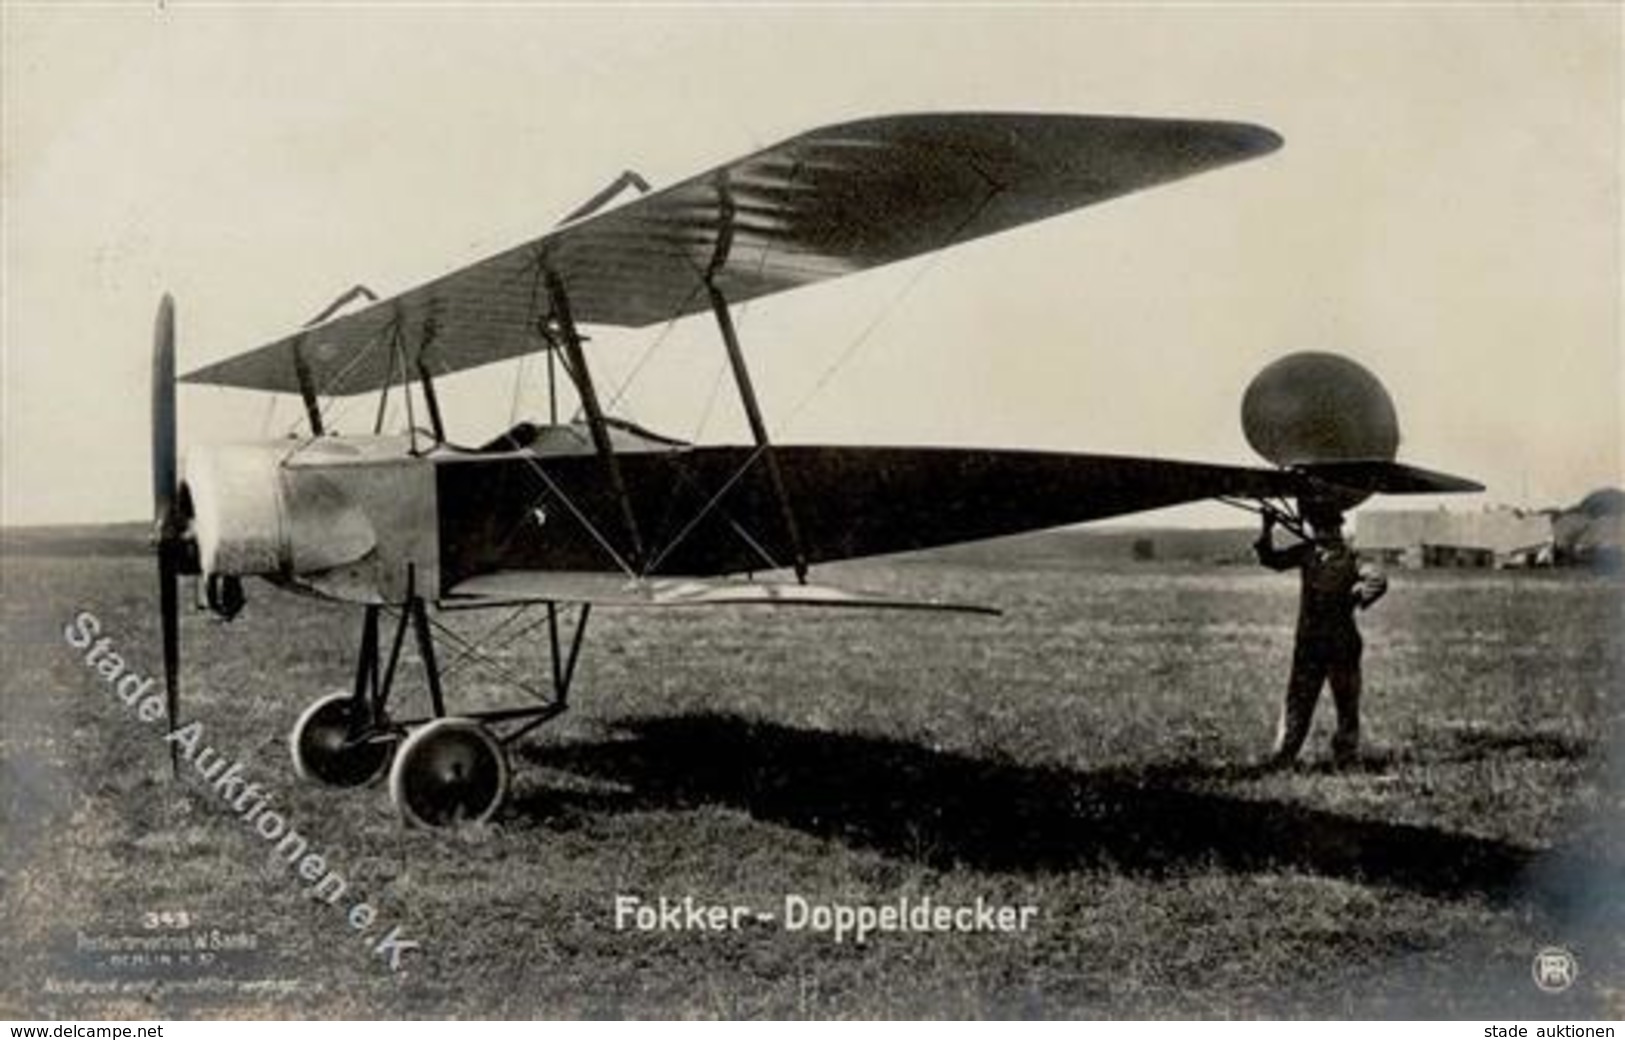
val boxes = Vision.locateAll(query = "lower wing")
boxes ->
[441,572,998,615]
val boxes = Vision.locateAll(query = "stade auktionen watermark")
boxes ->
[64,609,419,972]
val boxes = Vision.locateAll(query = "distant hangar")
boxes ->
[1356,489,1624,570]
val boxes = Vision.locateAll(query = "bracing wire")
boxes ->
[689,355,730,444]
[775,186,1002,439]
[277,326,392,454]
[258,394,278,439]
[389,606,552,704]
[509,353,529,427]
[600,301,694,419]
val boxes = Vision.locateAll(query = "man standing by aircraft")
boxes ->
[1255,502,1388,767]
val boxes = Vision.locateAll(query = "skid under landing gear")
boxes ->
[286,595,591,828]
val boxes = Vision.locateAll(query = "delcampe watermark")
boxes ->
[64,609,420,972]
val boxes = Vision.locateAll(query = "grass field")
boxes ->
[2,536,1620,1019]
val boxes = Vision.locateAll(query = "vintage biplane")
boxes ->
[151,113,1480,827]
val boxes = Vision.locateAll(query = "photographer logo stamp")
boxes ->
[1532,946,1578,994]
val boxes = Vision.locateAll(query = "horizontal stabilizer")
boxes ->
[442,571,999,616]
[1298,460,1484,495]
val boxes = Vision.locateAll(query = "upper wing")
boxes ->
[183,113,1281,396]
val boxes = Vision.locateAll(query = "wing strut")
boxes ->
[556,170,652,226]
[545,271,646,570]
[291,342,325,436]
[704,171,809,582]
[416,361,446,445]
[707,284,808,583]
[293,285,380,435]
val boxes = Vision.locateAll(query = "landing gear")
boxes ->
[291,590,592,829]
[389,718,510,828]
[289,691,392,787]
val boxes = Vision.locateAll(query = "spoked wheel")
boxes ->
[389,717,510,828]
[289,692,393,787]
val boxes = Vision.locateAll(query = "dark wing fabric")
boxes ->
[183,113,1281,396]
[1298,460,1484,495]
[433,446,1302,585]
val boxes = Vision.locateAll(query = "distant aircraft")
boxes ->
[151,113,1480,826]
[1552,488,1625,567]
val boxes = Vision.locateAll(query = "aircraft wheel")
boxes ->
[389,718,509,828]
[289,691,393,787]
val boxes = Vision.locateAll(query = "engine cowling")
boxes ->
[183,443,379,581]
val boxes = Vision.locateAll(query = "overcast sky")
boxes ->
[3,3,1619,527]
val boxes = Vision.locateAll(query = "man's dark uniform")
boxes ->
[1255,510,1386,765]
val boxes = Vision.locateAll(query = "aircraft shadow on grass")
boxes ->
[516,713,1599,910]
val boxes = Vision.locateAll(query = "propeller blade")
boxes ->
[151,294,181,775]
[159,540,180,776]
[152,295,175,524]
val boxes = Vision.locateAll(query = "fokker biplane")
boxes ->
[151,113,1480,827]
